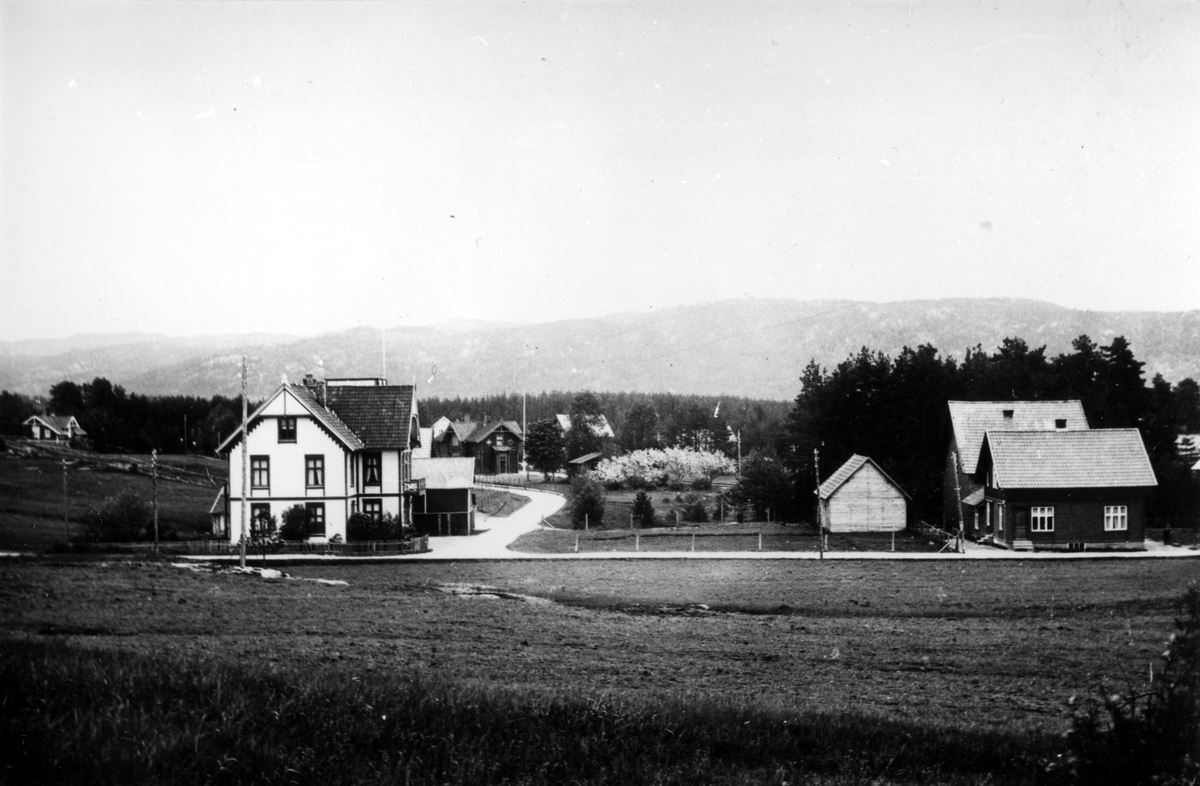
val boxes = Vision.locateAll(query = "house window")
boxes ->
[364,453,382,486]
[362,499,382,520]
[306,455,325,488]
[250,503,272,534]
[251,456,270,489]
[1104,505,1128,531]
[1031,506,1054,532]
[305,502,326,536]
[1055,419,1067,429]
[278,417,297,442]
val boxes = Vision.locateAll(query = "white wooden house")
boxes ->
[216,375,422,544]
[817,454,908,533]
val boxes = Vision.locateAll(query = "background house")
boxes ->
[429,418,524,474]
[975,428,1157,551]
[817,454,908,532]
[23,414,86,442]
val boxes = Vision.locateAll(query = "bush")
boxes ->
[1052,584,1200,785]
[279,505,308,541]
[690,477,712,491]
[632,490,656,528]
[80,491,154,542]
[346,512,411,542]
[568,474,605,529]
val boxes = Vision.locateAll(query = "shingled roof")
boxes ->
[411,457,475,489]
[817,454,909,500]
[324,384,416,449]
[467,420,524,443]
[981,429,1157,489]
[948,400,1089,474]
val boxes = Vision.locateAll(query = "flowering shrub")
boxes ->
[592,449,736,489]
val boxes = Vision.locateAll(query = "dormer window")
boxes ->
[278,417,297,442]
[1055,419,1067,429]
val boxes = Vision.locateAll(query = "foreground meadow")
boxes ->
[2,557,1195,784]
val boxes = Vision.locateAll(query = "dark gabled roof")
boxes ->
[948,400,1089,474]
[466,420,524,443]
[817,454,909,500]
[982,429,1157,489]
[324,384,416,449]
[217,384,364,454]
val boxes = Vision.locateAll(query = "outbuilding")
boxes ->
[817,454,909,532]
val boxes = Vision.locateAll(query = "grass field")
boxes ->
[2,556,1195,784]
[0,455,220,549]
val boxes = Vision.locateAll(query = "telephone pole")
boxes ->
[62,459,69,542]
[814,448,824,560]
[240,357,248,569]
[152,449,159,554]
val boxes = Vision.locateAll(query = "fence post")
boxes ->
[758,532,763,551]
[575,533,579,553]
[891,530,895,552]
[691,532,695,552]
[635,533,639,552]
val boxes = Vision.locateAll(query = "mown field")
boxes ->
[2,556,1195,784]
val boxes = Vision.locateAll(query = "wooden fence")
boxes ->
[59,536,430,557]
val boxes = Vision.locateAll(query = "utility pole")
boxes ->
[152,449,159,554]
[522,390,528,483]
[183,414,188,454]
[62,459,69,542]
[814,448,823,560]
[736,430,742,477]
[951,451,965,554]
[240,357,248,569]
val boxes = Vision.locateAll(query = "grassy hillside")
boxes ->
[0,452,223,550]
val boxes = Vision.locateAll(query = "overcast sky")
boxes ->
[2,1,1197,341]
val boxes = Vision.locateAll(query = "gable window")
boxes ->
[362,499,382,520]
[251,456,270,489]
[250,503,272,534]
[278,417,297,442]
[305,455,325,488]
[363,453,382,486]
[1104,505,1128,531]
[1031,506,1054,532]
[305,502,326,536]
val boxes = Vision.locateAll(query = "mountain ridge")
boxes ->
[2,299,1197,401]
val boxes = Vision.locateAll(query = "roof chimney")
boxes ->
[1002,409,1014,420]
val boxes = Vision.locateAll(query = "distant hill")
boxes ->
[2,299,1197,401]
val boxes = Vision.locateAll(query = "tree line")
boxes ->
[0,378,247,454]
[781,336,1200,527]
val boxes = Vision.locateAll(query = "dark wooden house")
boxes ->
[973,428,1156,551]
[943,400,1089,535]
[429,418,524,475]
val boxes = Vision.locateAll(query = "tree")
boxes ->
[567,392,605,460]
[49,380,84,415]
[736,451,797,521]
[632,490,656,527]
[619,400,660,452]
[568,474,605,529]
[525,418,566,481]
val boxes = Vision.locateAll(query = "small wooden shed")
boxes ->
[817,455,908,533]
